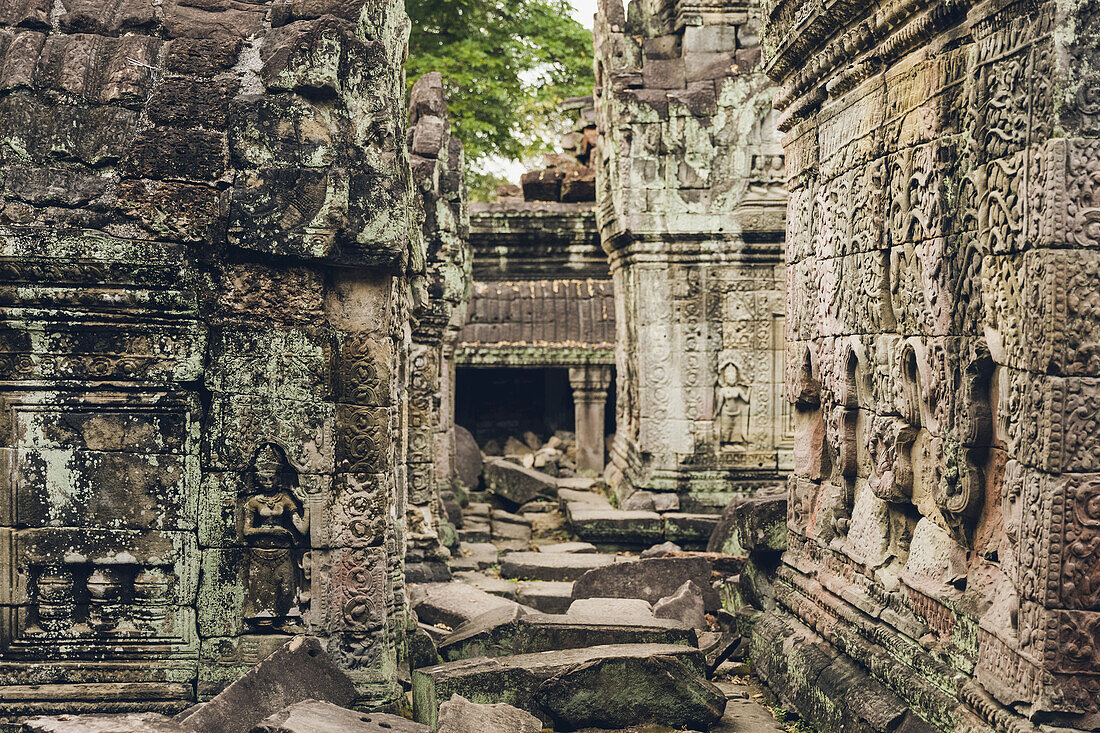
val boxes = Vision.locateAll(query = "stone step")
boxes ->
[566,504,723,546]
[457,526,491,544]
[457,542,498,570]
[535,541,596,553]
[452,571,519,600]
[499,551,624,581]
[483,458,557,506]
[566,505,664,543]
[556,488,612,509]
[411,643,708,728]
[410,582,533,629]
[515,580,574,613]
[438,606,696,662]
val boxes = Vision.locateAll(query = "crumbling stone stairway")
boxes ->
[407,459,794,731]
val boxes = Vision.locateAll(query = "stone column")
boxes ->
[569,365,613,473]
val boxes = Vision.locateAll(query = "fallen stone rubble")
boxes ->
[20,440,797,733]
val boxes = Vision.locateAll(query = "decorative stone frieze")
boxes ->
[755,0,1100,728]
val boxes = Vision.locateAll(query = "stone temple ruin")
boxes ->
[1,0,1100,729]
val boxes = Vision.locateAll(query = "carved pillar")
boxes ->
[569,365,613,473]
[593,0,789,507]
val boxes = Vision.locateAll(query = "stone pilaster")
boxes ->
[569,365,614,472]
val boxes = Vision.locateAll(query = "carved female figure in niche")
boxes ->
[242,442,309,630]
[715,360,750,446]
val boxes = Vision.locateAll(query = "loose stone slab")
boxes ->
[536,541,597,553]
[515,580,575,613]
[499,551,619,581]
[250,700,429,732]
[437,694,542,733]
[410,582,530,628]
[707,492,787,555]
[411,643,706,727]
[483,458,556,505]
[566,598,655,621]
[571,556,720,612]
[663,513,722,543]
[566,506,664,543]
[24,714,188,732]
[533,653,726,730]
[653,580,707,629]
[452,571,519,600]
[178,637,357,733]
[459,542,499,570]
[438,606,695,661]
[556,488,612,508]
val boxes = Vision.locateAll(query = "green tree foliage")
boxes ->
[406,0,594,168]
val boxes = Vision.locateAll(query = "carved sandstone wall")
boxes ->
[755,0,1100,728]
[594,0,790,510]
[0,0,418,717]
[405,71,471,578]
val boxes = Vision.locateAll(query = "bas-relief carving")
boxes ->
[595,0,789,502]
[762,0,1100,725]
[715,359,750,446]
[0,0,419,712]
[240,443,309,631]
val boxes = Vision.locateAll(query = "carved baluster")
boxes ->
[132,567,169,632]
[35,566,75,633]
[87,567,123,633]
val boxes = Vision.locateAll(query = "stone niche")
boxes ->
[754,0,1100,729]
[593,0,791,510]
[0,0,420,719]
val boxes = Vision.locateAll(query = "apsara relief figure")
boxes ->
[241,442,309,629]
[715,360,751,446]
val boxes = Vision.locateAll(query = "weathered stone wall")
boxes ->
[594,0,790,510]
[0,0,418,717]
[405,72,470,579]
[755,0,1100,728]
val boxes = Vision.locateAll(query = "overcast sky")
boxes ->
[569,0,598,27]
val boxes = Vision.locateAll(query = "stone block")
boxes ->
[499,551,619,582]
[707,491,788,554]
[566,598,655,621]
[411,643,705,728]
[23,714,188,732]
[439,605,693,662]
[664,512,722,543]
[642,58,686,89]
[653,579,707,629]
[566,505,664,543]
[515,581,575,614]
[410,582,529,629]
[454,425,482,490]
[250,701,429,732]
[178,636,357,733]
[437,694,542,733]
[521,169,564,201]
[536,541,597,553]
[572,556,721,612]
[622,491,656,511]
[483,458,556,506]
[533,653,726,730]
